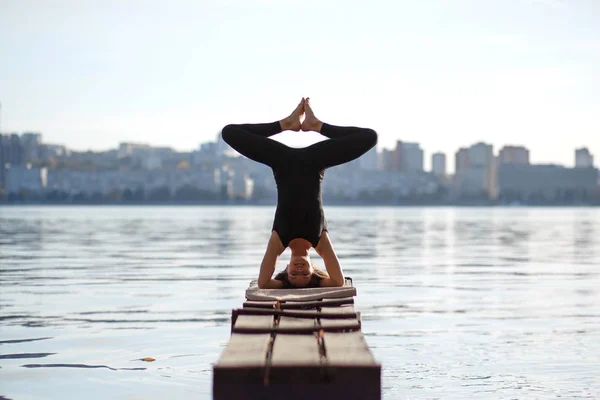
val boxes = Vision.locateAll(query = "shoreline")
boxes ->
[1,201,598,208]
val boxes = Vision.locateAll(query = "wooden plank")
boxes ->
[233,315,274,330]
[323,332,377,366]
[216,333,270,367]
[239,308,320,317]
[326,348,375,365]
[278,316,316,330]
[235,308,358,319]
[323,331,367,348]
[284,297,355,306]
[243,300,277,308]
[233,313,361,333]
[319,318,360,330]
[243,297,355,309]
[283,309,319,315]
[320,304,356,315]
[233,325,361,334]
[214,366,381,399]
[320,297,355,306]
[270,334,321,366]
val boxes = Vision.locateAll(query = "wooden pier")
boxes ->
[213,280,381,400]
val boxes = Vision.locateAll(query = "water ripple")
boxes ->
[1,206,599,399]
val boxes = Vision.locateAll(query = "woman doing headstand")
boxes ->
[221,98,377,289]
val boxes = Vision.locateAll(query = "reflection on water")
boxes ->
[0,353,56,360]
[1,206,599,399]
[21,363,147,371]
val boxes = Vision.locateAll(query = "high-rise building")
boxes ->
[393,141,423,172]
[468,142,494,167]
[453,142,496,199]
[498,145,530,165]
[359,146,379,171]
[9,134,24,166]
[380,148,394,171]
[391,141,402,171]
[455,147,469,174]
[0,134,7,189]
[21,132,43,162]
[0,134,25,186]
[402,142,424,172]
[575,148,594,168]
[431,152,446,176]
[21,132,42,144]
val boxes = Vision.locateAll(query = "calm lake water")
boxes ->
[0,206,599,400]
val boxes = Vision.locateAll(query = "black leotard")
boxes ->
[221,121,377,248]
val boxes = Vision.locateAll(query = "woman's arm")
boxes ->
[257,231,286,289]
[314,232,345,287]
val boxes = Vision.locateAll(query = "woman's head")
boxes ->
[286,254,314,287]
[273,255,330,288]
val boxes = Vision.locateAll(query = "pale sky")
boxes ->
[1,0,599,172]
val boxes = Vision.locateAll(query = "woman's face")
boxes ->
[287,255,313,287]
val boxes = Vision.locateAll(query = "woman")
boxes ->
[222,98,377,289]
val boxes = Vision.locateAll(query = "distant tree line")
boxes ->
[0,185,225,204]
[496,188,599,204]
[1,185,599,206]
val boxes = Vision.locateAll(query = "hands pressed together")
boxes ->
[280,97,323,133]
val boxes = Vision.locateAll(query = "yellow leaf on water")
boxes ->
[140,357,155,362]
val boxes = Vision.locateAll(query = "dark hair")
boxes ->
[273,266,329,288]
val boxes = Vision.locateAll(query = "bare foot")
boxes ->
[279,98,305,131]
[301,98,323,132]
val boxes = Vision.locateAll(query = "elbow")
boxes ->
[332,276,345,287]
[258,277,275,289]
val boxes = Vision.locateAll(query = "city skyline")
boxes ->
[1,1,599,173]
[1,129,598,205]
[0,131,600,174]
[0,128,596,173]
